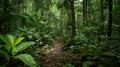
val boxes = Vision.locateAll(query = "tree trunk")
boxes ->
[0,0,9,34]
[83,0,85,24]
[83,0,86,25]
[101,0,104,34]
[83,0,87,25]
[108,0,113,39]
[88,0,91,21]
[98,0,104,45]
[70,0,76,43]
[86,0,88,24]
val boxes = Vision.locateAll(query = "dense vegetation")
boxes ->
[0,0,120,67]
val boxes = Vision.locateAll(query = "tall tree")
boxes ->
[98,0,104,45]
[0,0,10,34]
[83,0,87,25]
[70,0,76,43]
[100,0,104,34]
[108,0,113,39]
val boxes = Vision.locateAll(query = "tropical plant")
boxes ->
[70,44,118,67]
[0,34,36,67]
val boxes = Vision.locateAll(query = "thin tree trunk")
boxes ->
[83,0,87,25]
[88,0,91,21]
[83,0,86,24]
[86,0,88,25]
[0,0,9,34]
[98,0,104,45]
[70,0,76,43]
[101,0,104,34]
[108,0,113,39]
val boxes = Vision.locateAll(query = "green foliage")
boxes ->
[16,41,35,54]
[0,0,120,67]
[70,43,119,66]
[14,54,36,67]
[0,34,36,67]
[16,13,53,46]
[0,34,24,54]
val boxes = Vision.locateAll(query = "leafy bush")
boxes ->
[70,44,120,67]
[0,34,36,67]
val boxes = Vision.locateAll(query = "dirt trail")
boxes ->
[44,37,71,67]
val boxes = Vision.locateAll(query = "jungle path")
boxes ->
[44,36,71,67]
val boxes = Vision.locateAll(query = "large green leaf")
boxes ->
[0,49,10,61]
[16,41,35,54]
[14,54,36,67]
[11,47,17,55]
[0,34,8,44]
[6,34,15,46]
[14,37,24,46]
[0,34,11,52]
[4,44,11,52]
[5,34,15,52]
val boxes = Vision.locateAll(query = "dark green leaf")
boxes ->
[14,54,36,67]
[16,41,35,54]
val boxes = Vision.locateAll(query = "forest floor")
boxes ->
[43,36,71,67]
